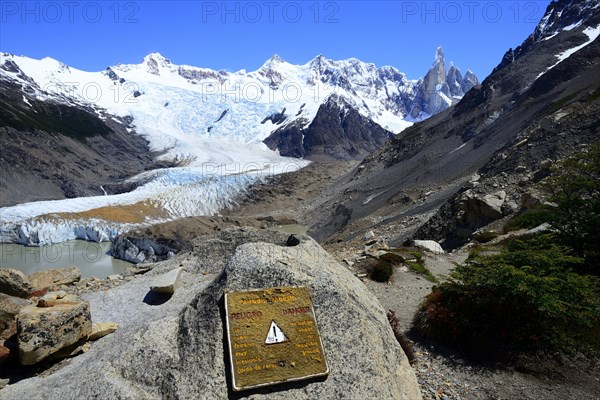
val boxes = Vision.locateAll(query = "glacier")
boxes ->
[0,51,476,245]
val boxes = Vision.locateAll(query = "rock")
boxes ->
[28,267,81,291]
[483,190,506,213]
[0,229,422,399]
[107,274,121,281]
[286,234,301,247]
[0,293,31,337]
[111,236,175,264]
[539,159,553,170]
[0,268,33,298]
[364,230,376,240]
[17,299,92,365]
[502,200,519,215]
[459,189,506,220]
[521,190,545,209]
[36,290,68,307]
[0,344,11,365]
[88,322,118,341]
[150,267,183,294]
[399,266,409,273]
[515,165,527,173]
[413,240,445,254]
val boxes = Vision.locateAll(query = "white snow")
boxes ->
[537,25,600,78]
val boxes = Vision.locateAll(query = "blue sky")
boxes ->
[1,1,551,80]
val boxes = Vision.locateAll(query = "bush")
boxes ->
[379,252,404,265]
[371,260,394,282]
[544,143,600,269]
[414,145,600,358]
[473,231,499,243]
[414,234,600,357]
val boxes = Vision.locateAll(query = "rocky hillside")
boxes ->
[306,0,600,248]
[0,79,164,207]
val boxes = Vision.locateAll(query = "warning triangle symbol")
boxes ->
[265,320,288,345]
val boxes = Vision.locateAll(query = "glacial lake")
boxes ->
[272,224,308,235]
[0,240,132,279]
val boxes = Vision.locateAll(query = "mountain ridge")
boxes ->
[304,0,600,247]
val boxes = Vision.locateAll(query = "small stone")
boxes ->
[0,377,9,389]
[150,267,183,295]
[88,322,118,341]
[37,291,69,307]
[107,275,121,281]
[364,230,375,240]
[81,342,91,353]
[286,235,301,247]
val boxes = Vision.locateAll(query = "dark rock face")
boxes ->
[264,96,393,160]
[496,0,599,72]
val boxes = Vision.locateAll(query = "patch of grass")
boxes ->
[408,250,423,261]
[548,91,580,113]
[407,261,437,283]
[584,88,600,102]
[503,206,555,233]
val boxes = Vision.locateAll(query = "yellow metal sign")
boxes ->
[224,286,329,391]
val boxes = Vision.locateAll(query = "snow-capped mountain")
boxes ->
[1,49,477,160]
[308,0,600,247]
[0,49,478,245]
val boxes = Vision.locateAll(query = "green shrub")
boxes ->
[473,231,499,243]
[371,260,394,282]
[407,261,437,283]
[503,207,555,233]
[544,143,600,269]
[379,252,404,265]
[414,234,600,357]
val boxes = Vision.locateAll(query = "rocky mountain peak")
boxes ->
[446,63,463,97]
[496,0,600,71]
[460,70,479,93]
[142,52,172,75]
[435,46,445,64]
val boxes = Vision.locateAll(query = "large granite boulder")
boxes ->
[0,268,33,298]
[27,267,81,291]
[0,230,421,399]
[16,295,92,365]
[0,293,31,339]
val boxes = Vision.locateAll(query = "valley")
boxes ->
[1,0,599,398]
